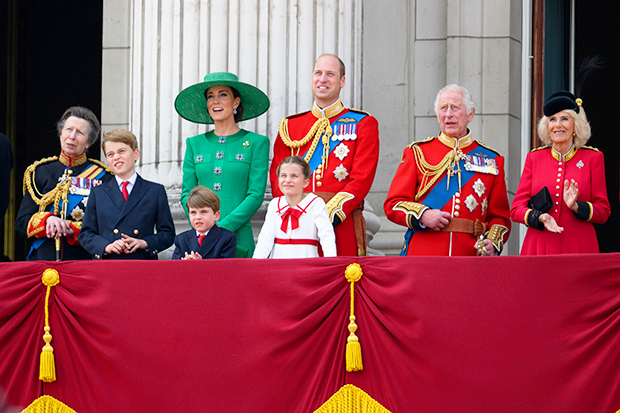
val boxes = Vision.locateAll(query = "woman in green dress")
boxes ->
[175,72,270,257]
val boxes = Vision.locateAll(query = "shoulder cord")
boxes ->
[278,117,332,164]
[412,146,455,202]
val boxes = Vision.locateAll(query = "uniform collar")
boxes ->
[438,131,473,150]
[59,151,87,167]
[551,144,577,162]
[312,100,345,119]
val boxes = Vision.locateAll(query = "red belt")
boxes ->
[275,238,320,246]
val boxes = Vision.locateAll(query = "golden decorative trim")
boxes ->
[411,145,454,202]
[314,385,391,413]
[311,100,345,119]
[486,224,509,252]
[59,151,87,167]
[325,192,354,223]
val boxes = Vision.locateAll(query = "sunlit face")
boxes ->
[206,86,240,123]
[436,90,474,138]
[311,55,345,108]
[278,163,309,198]
[60,116,91,157]
[547,110,575,148]
[104,141,139,180]
[189,206,219,233]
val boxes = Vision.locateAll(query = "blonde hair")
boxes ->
[186,186,220,212]
[537,107,591,149]
[102,129,139,151]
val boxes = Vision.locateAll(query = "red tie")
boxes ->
[280,207,302,232]
[121,181,129,201]
[198,234,206,246]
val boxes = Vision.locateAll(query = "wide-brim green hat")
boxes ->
[174,72,270,124]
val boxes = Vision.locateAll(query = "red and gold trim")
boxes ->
[27,212,53,238]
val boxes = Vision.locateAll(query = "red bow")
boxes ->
[280,207,302,232]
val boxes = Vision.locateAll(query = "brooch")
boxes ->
[236,153,244,161]
[216,151,224,160]
[214,167,222,175]
[213,183,222,191]
[481,198,488,214]
[334,143,350,161]
[333,164,349,182]
[576,160,584,169]
[473,178,486,197]
[196,155,204,163]
[465,194,478,212]
[218,136,227,144]
[243,141,250,148]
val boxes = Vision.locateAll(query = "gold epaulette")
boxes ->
[88,158,112,173]
[475,140,502,157]
[283,110,311,120]
[22,157,58,196]
[347,108,371,116]
[407,137,434,149]
[580,145,599,152]
[530,145,550,152]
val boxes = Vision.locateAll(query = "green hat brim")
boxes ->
[174,76,270,124]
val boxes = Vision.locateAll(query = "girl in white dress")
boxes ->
[253,156,337,258]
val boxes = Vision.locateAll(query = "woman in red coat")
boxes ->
[511,92,610,254]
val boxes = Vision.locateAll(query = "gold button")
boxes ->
[555,185,560,189]
[558,162,562,165]
[558,168,562,171]
[455,205,460,210]
[134,229,139,235]
[455,199,461,204]
[555,202,559,205]
[317,182,323,187]
[154,250,158,254]
[556,193,559,197]
[454,211,460,217]
[114,229,119,234]
[556,179,560,183]
[555,209,558,213]
[315,175,322,180]
[95,254,100,259]
[455,192,461,198]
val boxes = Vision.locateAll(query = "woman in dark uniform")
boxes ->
[16,106,112,260]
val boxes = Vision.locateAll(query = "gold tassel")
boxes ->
[39,269,60,383]
[344,263,363,372]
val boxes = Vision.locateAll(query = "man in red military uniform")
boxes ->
[270,54,379,256]
[384,84,511,256]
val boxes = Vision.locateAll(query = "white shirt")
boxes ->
[115,172,137,196]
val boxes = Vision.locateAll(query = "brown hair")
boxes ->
[56,106,101,147]
[276,156,311,179]
[186,185,220,213]
[102,129,139,152]
[203,86,245,123]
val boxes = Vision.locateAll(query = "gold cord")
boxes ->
[278,117,332,167]
[412,146,455,201]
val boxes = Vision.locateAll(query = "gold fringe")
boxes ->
[313,384,392,413]
[39,269,60,383]
[21,395,77,413]
[344,264,363,372]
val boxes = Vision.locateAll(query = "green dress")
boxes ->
[181,129,269,257]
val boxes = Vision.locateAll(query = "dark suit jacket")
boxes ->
[171,226,237,259]
[79,174,175,259]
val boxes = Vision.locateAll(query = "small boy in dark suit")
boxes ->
[172,186,236,259]
[79,129,175,259]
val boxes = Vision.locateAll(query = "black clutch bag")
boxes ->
[528,186,553,213]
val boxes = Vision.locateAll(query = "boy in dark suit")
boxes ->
[172,186,236,259]
[79,129,175,259]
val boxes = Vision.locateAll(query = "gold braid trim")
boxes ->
[23,157,58,199]
[278,117,333,169]
[88,158,112,174]
[23,157,73,217]
[485,224,509,253]
[314,384,391,413]
[412,145,454,201]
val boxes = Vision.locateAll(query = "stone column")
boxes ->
[104,0,381,253]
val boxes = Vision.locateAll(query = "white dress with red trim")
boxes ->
[253,193,337,258]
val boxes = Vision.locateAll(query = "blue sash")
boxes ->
[303,111,367,172]
[401,144,498,255]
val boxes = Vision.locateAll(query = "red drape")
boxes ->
[1,255,619,412]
